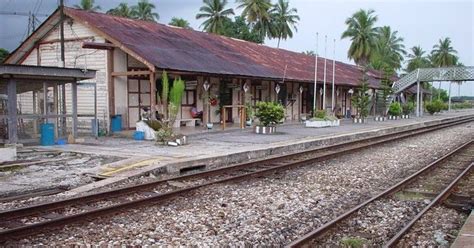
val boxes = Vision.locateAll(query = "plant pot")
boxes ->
[246,120,253,126]
[206,123,214,129]
[374,116,386,122]
[255,125,276,134]
[353,118,365,124]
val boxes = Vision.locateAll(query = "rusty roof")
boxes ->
[64,8,383,88]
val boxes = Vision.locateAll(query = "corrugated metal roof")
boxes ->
[66,8,381,88]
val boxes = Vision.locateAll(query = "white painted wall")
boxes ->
[113,49,128,129]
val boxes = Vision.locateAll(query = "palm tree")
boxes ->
[405,46,430,72]
[131,0,159,22]
[196,0,234,34]
[341,9,379,67]
[431,37,458,67]
[106,3,133,18]
[237,0,273,39]
[169,17,192,29]
[74,0,101,11]
[370,26,406,72]
[270,0,299,48]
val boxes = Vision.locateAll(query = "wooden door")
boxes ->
[128,79,151,128]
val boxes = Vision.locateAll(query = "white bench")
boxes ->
[173,118,200,128]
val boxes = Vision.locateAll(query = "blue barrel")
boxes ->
[111,115,122,132]
[40,123,55,146]
[133,131,145,140]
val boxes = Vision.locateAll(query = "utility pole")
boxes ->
[313,33,318,113]
[59,0,65,68]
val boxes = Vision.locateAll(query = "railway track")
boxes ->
[0,116,473,242]
[287,139,474,247]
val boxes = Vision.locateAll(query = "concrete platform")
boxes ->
[30,110,474,195]
[451,210,474,248]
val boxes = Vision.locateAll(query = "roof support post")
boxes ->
[448,81,452,112]
[71,80,78,138]
[150,71,156,119]
[7,78,18,144]
[416,79,420,117]
[43,82,48,121]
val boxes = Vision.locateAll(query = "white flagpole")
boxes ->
[313,33,319,113]
[323,35,327,111]
[331,38,336,113]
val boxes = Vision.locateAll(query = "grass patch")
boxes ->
[340,237,366,248]
[395,191,429,201]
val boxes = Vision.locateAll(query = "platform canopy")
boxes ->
[0,65,96,144]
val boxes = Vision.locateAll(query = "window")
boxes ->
[182,90,196,106]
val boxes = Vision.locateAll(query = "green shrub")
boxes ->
[340,237,365,248]
[155,127,173,143]
[401,102,414,115]
[255,101,285,127]
[314,110,326,119]
[425,99,445,115]
[453,101,473,109]
[388,102,402,116]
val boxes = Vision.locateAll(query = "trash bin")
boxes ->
[111,115,122,132]
[133,131,145,140]
[40,123,55,146]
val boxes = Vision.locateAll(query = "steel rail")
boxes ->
[286,139,473,247]
[0,117,473,241]
[383,162,473,247]
[2,116,471,221]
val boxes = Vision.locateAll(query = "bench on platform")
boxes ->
[173,118,200,128]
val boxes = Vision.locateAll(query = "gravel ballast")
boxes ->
[4,122,473,246]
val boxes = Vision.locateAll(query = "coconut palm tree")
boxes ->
[106,3,133,18]
[341,9,379,67]
[431,37,458,67]
[237,0,272,23]
[237,0,273,39]
[169,17,192,29]
[270,0,299,48]
[405,46,431,72]
[196,0,234,34]
[74,0,101,11]
[131,0,159,22]
[370,26,406,72]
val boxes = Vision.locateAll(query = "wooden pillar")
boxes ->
[7,78,18,144]
[72,80,78,138]
[43,82,48,119]
[61,83,66,136]
[150,71,156,119]
[32,90,37,135]
[53,85,59,138]
[107,49,115,116]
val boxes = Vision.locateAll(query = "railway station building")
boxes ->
[5,7,391,132]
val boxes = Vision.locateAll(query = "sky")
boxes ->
[0,0,473,96]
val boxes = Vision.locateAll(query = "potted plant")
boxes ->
[401,102,414,119]
[305,110,340,128]
[351,80,370,123]
[254,101,285,134]
[388,102,402,120]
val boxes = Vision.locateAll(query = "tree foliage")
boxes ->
[237,0,273,40]
[431,37,458,67]
[106,3,133,18]
[169,17,192,29]
[196,0,234,34]
[369,26,406,73]
[131,0,159,22]
[269,0,299,48]
[221,16,263,43]
[74,0,101,11]
[351,73,371,119]
[341,9,378,67]
[405,46,431,72]
[0,48,9,64]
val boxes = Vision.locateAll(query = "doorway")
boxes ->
[219,81,233,123]
[127,78,151,128]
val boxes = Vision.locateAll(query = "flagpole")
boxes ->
[323,35,327,111]
[313,33,319,113]
[331,38,336,113]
